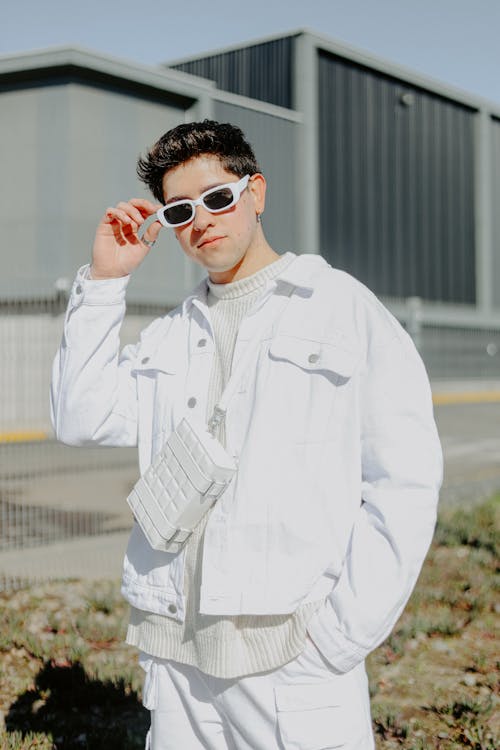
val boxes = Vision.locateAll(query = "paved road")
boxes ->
[2,400,499,504]
[0,399,499,583]
[2,402,499,513]
[435,401,500,506]
[0,440,137,480]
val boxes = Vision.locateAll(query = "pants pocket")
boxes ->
[139,654,159,711]
[274,680,363,750]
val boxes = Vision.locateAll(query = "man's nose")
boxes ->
[192,204,214,231]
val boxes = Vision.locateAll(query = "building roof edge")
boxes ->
[0,45,216,97]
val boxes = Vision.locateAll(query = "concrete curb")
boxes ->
[432,390,500,405]
[431,379,500,405]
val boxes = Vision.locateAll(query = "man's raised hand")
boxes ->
[90,198,163,279]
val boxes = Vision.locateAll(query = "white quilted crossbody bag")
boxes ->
[126,414,237,553]
[127,289,293,553]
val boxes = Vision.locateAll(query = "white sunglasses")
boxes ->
[156,174,250,228]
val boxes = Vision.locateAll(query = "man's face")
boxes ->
[161,155,266,283]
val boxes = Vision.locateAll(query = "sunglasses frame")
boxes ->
[156,174,251,228]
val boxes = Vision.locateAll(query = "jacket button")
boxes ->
[187,397,197,408]
[168,604,177,614]
[75,284,82,294]
[197,338,207,347]
[308,353,320,364]
[141,357,150,365]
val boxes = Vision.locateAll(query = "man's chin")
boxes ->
[205,257,247,283]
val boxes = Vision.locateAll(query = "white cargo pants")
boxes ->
[140,639,375,750]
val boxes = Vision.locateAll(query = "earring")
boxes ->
[256,213,262,223]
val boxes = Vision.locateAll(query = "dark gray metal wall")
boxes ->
[172,37,296,109]
[492,117,500,309]
[318,51,476,303]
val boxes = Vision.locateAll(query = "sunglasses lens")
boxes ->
[163,203,193,226]
[203,187,234,211]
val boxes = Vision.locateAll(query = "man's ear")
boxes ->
[248,173,266,216]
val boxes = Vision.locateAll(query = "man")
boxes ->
[51,120,442,749]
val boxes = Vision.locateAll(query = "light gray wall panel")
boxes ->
[492,118,500,309]
[214,101,299,255]
[1,87,69,297]
[318,51,476,303]
[66,84,190,305]
[1,82,192,304]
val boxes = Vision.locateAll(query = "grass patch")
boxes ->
[0,580,147,749]
[0,497,498,749]
[368,494,499,749]
[434,495,499,555]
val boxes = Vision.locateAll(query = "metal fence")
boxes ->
[419,324,500,380]
[1,292,499,590]
[392,296,500,379]
[0,294,164,590]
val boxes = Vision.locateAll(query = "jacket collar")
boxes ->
[273,253,328,291]
[135,254,332,373]
[181,253,328,315]
[181,279,208,317]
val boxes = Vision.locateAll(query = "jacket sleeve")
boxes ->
[307,302,443,673]
[50,266,139,447]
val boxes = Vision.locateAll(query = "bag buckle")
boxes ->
[207,406,226,437]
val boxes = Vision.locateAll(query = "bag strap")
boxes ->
[207,284,295,436]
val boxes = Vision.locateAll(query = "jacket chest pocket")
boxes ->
[261,336,359,445]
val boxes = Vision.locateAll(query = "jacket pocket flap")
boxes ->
[132,350,178,375]
[274,680,343,712]
[132,320,185,375]
[269,337,359,377]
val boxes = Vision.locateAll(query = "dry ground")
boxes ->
[0,497,498,750]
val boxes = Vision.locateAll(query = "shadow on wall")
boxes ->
[6,660,149,749]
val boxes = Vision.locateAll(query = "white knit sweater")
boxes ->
[126,252,322,678]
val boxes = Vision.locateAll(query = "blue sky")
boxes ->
[2,0,499,103]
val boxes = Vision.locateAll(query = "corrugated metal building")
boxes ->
[0,45,302,435]
[171,30,499,321]
[1,30,500,390]
[0,46,300,306]
[1,31,499,585]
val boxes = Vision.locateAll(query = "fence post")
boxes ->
[406,296,423,351]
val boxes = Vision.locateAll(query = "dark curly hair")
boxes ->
[136,120,262,203]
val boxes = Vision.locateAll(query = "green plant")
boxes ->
[434,495,499,556]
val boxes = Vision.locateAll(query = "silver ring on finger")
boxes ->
[142,237,156,248]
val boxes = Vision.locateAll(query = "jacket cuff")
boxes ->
[306,598,369,673]
[69,264,130,307]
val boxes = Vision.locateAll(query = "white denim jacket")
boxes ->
[51,253,442,673]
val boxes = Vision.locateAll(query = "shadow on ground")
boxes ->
[0,494,116,549]
[6,660,149,749]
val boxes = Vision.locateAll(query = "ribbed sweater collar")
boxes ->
[207,252,295,301]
